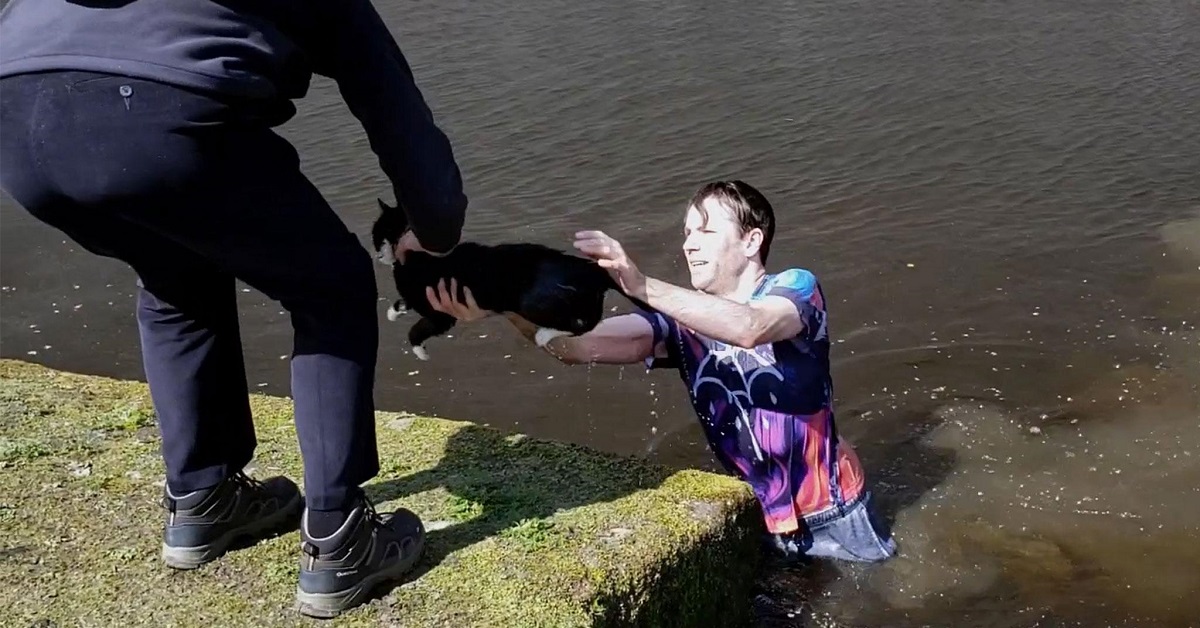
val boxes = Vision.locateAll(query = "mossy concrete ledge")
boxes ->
[0,359,764,627]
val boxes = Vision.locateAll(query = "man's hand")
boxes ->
[394,230,455,264]
[573,230,647,299]
[425,277,492,321]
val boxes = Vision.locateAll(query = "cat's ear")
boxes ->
[376,198,395,213]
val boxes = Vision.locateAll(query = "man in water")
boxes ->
[1,0,464,617]
[427,180,897,563]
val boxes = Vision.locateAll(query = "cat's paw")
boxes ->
[412,345,429,361]
[376,243,397,266]
[534,328,572,347]
[386,303,405,321]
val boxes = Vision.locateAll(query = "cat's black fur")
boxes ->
[370,199,645,359]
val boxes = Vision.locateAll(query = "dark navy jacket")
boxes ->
[0,0,466,253]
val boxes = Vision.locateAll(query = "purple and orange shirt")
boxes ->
[634,268,865,533]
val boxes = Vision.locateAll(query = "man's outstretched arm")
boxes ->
[422,279,661,365]
[640,277,804,349]
[506,313,660,365]
[572,231,806,349]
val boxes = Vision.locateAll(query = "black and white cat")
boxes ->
[370,199,645,360]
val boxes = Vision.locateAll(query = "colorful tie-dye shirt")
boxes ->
[634,268,865,534]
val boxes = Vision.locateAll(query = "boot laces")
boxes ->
[361,493,387,528]
[230,470,265,493]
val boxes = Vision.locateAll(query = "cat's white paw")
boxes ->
[412,345,429,361]
[534,328,571,347]
[386,303,405,321]
[377,243,396,265]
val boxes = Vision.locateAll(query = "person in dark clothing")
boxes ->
[0,0,466,617]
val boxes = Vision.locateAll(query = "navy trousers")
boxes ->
[0,70,380,511]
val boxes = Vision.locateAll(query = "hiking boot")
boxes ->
[161,470,303,569]
[295,493,426,618]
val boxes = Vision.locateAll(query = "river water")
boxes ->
[2,0,1198,625]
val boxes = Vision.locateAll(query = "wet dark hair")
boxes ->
[688,180,776,263]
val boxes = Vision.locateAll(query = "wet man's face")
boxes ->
[681,196,756,295]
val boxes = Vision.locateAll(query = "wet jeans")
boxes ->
[0,70,380,511]
[769,491,898,563]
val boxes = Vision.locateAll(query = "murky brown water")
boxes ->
[3,0,1199,625]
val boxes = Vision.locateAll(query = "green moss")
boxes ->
[0,359,762,627]
[0,436,51,463]
[96,400,157,432]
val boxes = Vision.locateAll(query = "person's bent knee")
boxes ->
[288,245,377,311]
[283,245,376,326]
[334,247,379,309]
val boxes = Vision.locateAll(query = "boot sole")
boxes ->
[161,492,304,570]
[294,534,426,619]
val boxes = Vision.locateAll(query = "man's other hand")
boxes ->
[573,230,647,300]
[426,277,491,321]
